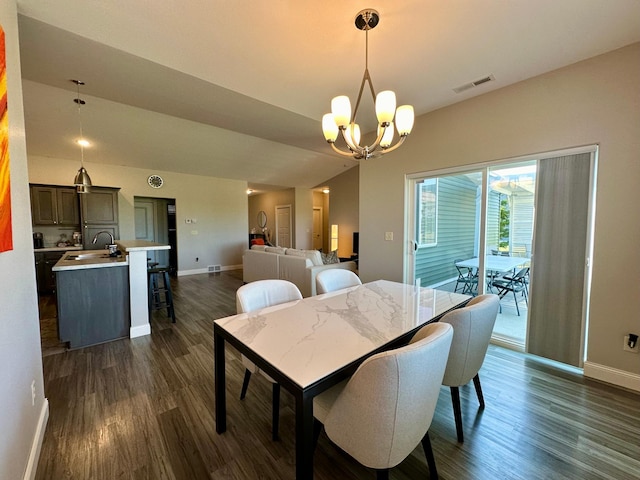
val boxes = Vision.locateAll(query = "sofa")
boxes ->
[242,246,358,297]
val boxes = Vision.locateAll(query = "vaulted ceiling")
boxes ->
[16,1,640,190]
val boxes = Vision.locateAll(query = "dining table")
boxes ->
[213,279,471,479]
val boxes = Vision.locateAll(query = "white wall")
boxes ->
[359,43,640,386]
[27,156,248,274]
[0,3,48,478]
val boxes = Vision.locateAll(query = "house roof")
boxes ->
[16,1,640,189]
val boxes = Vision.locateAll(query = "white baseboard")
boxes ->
[584,361,640,392]
[177,264,242,277]
[23,399,49,480]
[130,323,151,338]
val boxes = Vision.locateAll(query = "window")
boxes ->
[416,179,438,246]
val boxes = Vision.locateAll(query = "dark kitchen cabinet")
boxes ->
[34,251,65,294]
[81,187,120,249]
[31,186,80,226]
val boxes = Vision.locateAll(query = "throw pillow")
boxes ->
[321,250,339,265]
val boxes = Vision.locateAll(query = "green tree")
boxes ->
[499,197,510,249]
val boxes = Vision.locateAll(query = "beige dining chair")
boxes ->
[236,279,303,440]
[440,294,500,442]
[315,269,362,294]
[313,322,453,480]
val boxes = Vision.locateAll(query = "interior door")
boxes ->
[134,199,156,264]
[275,205,292,248]
[312,207,323,250]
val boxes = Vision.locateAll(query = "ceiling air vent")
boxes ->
[453,74,495,94]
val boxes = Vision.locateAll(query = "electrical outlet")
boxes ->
[623,335,639,353]
[31,380,36,406]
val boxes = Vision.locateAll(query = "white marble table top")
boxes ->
[456,255,530,273]
[214,280,470,389]
[116,240,171,252]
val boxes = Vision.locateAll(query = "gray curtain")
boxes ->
[527,153,592,367]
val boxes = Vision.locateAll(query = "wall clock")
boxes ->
[147,174,164,188]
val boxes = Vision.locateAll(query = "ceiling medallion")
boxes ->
[147,174,164,188]
[322,9,415,160]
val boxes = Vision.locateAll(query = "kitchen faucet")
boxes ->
[92,231,117,254]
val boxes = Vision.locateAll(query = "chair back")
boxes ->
[316,269,362,294]
[321,322,453,470]
[440,294,499,387]
[236,279,302,313]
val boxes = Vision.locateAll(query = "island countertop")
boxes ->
[52,249,128,271]
[116,240,170,252]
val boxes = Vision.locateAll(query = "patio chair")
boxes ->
[490,267,529,316]
[454,260,478,295]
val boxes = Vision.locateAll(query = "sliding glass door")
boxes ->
[406,147,596,365]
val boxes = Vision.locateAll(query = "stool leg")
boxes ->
[163,271,176,323]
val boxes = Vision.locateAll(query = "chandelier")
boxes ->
[72,79,93,193]
[322,9,414,160]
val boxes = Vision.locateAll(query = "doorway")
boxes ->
[275,204,292,248]
[406,146,597,367]
[134,197,177,274]
[312,207,323,250]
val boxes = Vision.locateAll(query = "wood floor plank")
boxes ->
[36,270,640,479]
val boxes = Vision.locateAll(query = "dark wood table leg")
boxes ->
[295,391,314,479]
[214,326,227,433]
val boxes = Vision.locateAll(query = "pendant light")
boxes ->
[72,79,92,193]
[322,9,415,160]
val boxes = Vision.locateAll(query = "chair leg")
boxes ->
[376,469,390,480]
[272,383,280,441]
[163,271,176,323]
[473,373,485,409]
[450,386,464,443]
[240,369,251,400]
[421,431,439,480]
[512,289,520,316]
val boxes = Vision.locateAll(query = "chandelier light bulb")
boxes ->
[375,90,396,124]
[395,105,415,136]
[76,138,90,147]
[322,113,339,142]
[379,122,394,148]
[331,96,352,128]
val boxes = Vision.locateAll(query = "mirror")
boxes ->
[257,210,267,229]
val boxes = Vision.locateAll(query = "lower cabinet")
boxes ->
[56,265,130,349]
[35,251,64,294]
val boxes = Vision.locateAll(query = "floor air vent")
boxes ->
[453,74,495,94]
[208,265,221,273]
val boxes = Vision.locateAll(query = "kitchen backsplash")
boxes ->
[33,226,80,248]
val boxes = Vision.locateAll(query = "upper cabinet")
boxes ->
[81,187,120,248]
[81,187,119,225]
[31,186,80,226]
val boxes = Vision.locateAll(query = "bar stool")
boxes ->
[147,266,176,323]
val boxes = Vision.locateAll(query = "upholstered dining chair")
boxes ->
[315,269,362,294]
[439,294,500,442]
[236,279,303,440]
[313,322,453,480]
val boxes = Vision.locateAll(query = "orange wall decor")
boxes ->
[0,25,13,253]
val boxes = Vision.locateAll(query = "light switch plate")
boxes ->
[385,232,393,241]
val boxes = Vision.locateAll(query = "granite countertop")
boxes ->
[52,249,128,272]
[35,246,83,253]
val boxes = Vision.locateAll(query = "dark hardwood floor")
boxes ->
[36,271,640,479]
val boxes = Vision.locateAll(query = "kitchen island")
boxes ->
[53,241,170,348]
[53,250,129,349]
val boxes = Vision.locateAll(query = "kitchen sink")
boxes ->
[67,253,113,260]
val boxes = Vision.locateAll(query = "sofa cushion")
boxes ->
[286,248,324,266]
[265,246,287,255]
[251,244,268,251]
[321,250,339,265]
